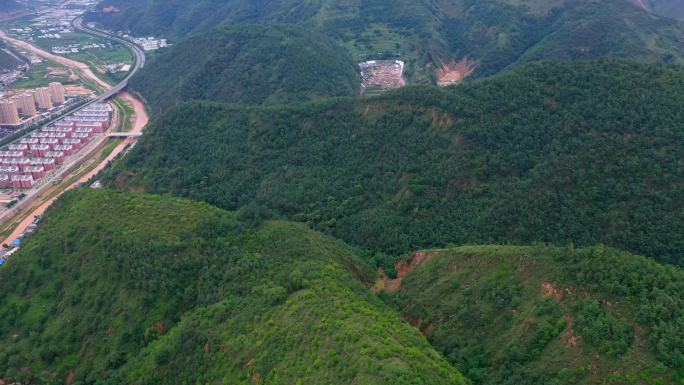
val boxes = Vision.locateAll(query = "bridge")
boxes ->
[106,132,142,138]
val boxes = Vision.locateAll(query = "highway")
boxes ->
[71,17,146,101]
[0,17,146,131]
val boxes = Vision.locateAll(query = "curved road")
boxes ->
[71,17,146,100]
[0,29,111,90]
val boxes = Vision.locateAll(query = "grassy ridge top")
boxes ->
[0,189,465,384]
[131,24,360,111]
[385,244,684,384]
[107,60,684,265]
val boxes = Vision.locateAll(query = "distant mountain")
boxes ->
[90,0,684,80]
[131,24,359,112]
[107,61,684,265]
[0,189,465,384]
[385,245,684,384]
[442,0,684,76]
[649,0,684,18]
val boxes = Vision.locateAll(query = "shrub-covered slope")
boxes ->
[107,61,684,265]
[0,189,465,385]
[131,24,359,111]
[384,245,684,384]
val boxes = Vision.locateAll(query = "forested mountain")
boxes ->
[383,245,684,384]
[89,0,684,81]
[106,61,684,265]
[0,189,465,384]
[131,24,359,112]
[2,189,683,384]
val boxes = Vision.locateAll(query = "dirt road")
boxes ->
[0,30,113,91]
[1,91,148,246]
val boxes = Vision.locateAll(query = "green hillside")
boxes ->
[106,61,684,265]
[89,0,684,81]
[131,24,359,111]
[515,0,684,66]
[0,189,465,384]
[384,245,684,384]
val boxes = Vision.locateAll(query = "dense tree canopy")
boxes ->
[0,189,464,385]
[109,61,684,265]
[131,24,360,111]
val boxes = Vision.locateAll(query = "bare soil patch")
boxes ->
[437,57,477,87]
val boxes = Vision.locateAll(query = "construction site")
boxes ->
[359,60,406,93]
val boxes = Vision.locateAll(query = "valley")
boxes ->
[0,0,683,384]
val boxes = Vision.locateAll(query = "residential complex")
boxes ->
[0,102,111,190]
[49,82,66,104]
[0,82,67,126]
[33,87,54,110]
[13,93,38,117]
[0,101,20,126]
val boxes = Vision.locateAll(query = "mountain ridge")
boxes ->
[0,189,465,384]
[89,0,684,81]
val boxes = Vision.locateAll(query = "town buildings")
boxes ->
[0,102,111,190]
[0,82,68,128]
